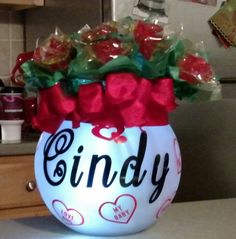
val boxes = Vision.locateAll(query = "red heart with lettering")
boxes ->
[52,199,84,226]
[99,194,137,224]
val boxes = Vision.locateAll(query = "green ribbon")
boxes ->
[22,61,65,89]
[21,35,220,101]
[68,50,102,80]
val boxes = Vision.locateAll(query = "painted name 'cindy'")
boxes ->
[43,129,169,203]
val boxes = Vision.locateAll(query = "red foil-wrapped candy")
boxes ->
[178,54,215,84]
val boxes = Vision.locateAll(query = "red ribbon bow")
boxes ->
[33,73,177,133]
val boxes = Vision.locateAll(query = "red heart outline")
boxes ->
[156,198,172,219]
[173,138,182,174]
[156,191,176,219]
[92,125,125,141]
[52,199,84,226]
[98,194,137,224]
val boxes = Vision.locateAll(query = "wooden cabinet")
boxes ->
[0,0,44,11]
[0,154,49,219]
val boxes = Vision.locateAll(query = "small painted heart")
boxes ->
[156,193,176,219]
[173,138,182,174]
[92,125,125,141]
[99,194,137,224]
[52,199,84,226]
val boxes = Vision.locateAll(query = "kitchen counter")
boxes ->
[0,140,37,156]
[0,198,235,239]
[0,132,39,156]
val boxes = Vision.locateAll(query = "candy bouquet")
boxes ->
[21,17,221,236]
[22,17,220,134]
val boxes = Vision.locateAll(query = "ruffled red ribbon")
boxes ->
[33,73,177,133]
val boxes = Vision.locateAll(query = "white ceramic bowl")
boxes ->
[35,121,181,236]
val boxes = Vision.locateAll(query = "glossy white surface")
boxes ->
[34,122,181,235]
[0,198,235,239]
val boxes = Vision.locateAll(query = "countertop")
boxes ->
[0,198,235,239]
[0,132,39,156]
[0,141,37,156]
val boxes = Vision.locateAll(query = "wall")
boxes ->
[111,0,236,79]
[24,0,103,51]
[167,0,236,79]
[0,10,24,85]
[170,98,236,202]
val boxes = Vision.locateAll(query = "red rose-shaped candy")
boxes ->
[33,30,73,71]
[81,30,98,42]
[134,21,163,59]
[91,39,125,64]
[94,24,117,37]
[81,24,117,43]
[179,54,214,84]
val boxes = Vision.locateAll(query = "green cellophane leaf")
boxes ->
[68,50,102,80]
[141,37,182,79]
[98,55,141,77]
[168,40,185,66]
[62,77,101,95]
[142,52,170,79]
[190,82,222,102]
[168,66,198,100]
[21,61,65,90]
[174,80,198,101]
